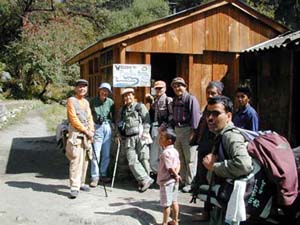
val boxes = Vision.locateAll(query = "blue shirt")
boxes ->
[233,104,259,131]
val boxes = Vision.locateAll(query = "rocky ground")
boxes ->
[0,104,205,225]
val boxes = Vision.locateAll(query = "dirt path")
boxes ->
[0,108,203,225]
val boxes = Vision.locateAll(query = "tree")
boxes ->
[106,0,170,35]
[4,16,97,99]
[0,1,23,52]
[275,0,300,30]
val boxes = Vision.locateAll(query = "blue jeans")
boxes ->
[91,122,112,180]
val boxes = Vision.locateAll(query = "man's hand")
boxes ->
[202,153,218,171]
[85,130,94,140]
[115,136,121,144]
[111,123,116,131]
[175,174,181,183]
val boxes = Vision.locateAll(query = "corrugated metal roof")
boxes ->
[244,30,300,52]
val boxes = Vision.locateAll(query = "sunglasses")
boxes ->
[206,110,226,117]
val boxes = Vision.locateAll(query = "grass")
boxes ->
[0,100,44,129]
[0,100,67,133]
[40,103,67,133]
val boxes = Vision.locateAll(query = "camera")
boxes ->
[97,116,104,125]
[117,121,126,136]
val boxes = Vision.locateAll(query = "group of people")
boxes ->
[65,77,259,225]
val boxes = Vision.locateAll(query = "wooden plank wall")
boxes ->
[126,52,145,103]
[126,5,279,54]
[256,51,291,136]
[191,51,237,110]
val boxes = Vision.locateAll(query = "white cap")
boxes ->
[99,83,112,93]
[121,88,134,96]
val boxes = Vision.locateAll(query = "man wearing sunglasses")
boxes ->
[202,95,253,225]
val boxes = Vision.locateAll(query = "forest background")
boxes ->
[0,0,299,102]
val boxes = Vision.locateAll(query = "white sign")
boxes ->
[113,64,151,87]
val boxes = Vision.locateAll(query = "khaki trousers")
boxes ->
[125,135,150,183]
[65,139,89,191]
[175,126,197,185]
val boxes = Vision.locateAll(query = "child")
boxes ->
[157,128,181,225]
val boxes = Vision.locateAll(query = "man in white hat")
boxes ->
[116,88,154,192]
[89,82,115,187]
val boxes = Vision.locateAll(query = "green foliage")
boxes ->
[244,0,277,19]
[0,62,6,72]
[106,0,170,35]
[275,0,300,30]
[4,16,97,99]
[0,1,23,52]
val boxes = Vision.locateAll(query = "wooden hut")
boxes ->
[66,0,287,110]
[241,30,300,147]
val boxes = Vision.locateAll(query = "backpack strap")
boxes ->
[134,102,142,118]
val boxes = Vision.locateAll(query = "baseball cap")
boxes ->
[154,80,166,88]
[171,77,187,87]
[75,79,88,86]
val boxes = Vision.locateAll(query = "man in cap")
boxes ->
[89,82,115,187]
[171,77,202,193]
[65,79,94,199]
[116,88,154,192]
[149,80,173,176]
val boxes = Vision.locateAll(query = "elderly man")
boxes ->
[149,80,173,174]
[203,95,253,225]
[116,88,154,192]
[65,79,94,199]
[171,77,202,193]
[89,82,115,187]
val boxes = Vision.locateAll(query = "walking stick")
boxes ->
[91,143,108,197]
[111,138,121,190]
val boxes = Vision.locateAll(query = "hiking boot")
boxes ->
[69,190,79,199]
[90,180,98,188]
[100,177,112,183]
[80,185,90,192]
[140,178,154,192]
[182,185,192,193]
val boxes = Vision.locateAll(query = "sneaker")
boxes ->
[69,190,79,199]
[182,185,192,193]
[100,176,112,183]
[90,180,98,188]
[80,185,90,192]
[140,178,154,192]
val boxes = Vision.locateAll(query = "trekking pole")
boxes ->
[111,138,121,190]
[91,143,108,197]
